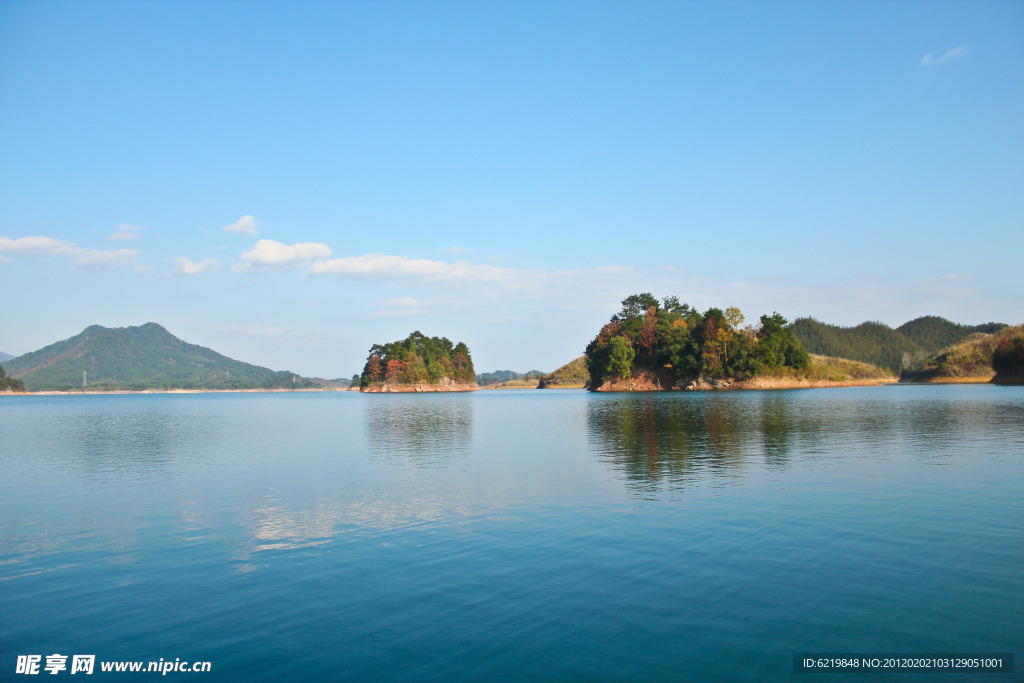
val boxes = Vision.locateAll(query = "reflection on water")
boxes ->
[587,394,753,491]
[586,388,1024,493]
[1,388,1022,681]
[364,396,473,466]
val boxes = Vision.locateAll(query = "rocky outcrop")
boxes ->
[360,377,478,393]
[674,376,735,391]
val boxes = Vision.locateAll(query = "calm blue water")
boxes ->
[1,386,1021,680]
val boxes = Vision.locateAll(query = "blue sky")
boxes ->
[1,0,1022,378]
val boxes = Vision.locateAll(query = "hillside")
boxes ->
[791,316,1007,373]
[477,369,545,387]
[896,316,1006,350]
[5,323,317,391]
[0,351,13,362]
[900,325,1024,383]
[538,356,589,388]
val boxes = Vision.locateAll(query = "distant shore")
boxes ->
[897,376,994,385]
[1,387,355,396]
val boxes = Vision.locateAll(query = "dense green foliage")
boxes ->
[476,369,545,386]
[360,331,475,387]
[897,316,1006,350]
[585,294,809,389]
[0,364,25,392]
[4,323,315,391]
[992,335,1024,377]
[792,316,1008,372]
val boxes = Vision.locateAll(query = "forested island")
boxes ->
[359,331,478,392]
[584,293,886,391]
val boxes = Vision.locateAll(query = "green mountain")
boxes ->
[476,369,545,386]
[5,323,317,391]
[790,316,1007,373]
[896,316,1006,351]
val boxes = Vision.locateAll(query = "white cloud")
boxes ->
[109,223,145,241]
[234,239,332,273]
[0,236,138,269]
[170,257,220,276]
[223,215,260,236]
[309,253,512,283]
[921,45,967,67]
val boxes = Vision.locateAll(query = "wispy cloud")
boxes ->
[310,253,513,283]
[233,239,332,273]
[170,257,220,276]
[223,215,260,236]
[921,45,967,67]
[373,296,436,317]
[109,223,145,241]
[0,236,138,269]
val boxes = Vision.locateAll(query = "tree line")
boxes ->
[0,365,25,392]
[790,316,1007,372]
[585,293,809,389]
[360,331,475,388]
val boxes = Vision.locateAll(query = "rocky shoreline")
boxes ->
[360,381,479,393]
[593,372,896,392]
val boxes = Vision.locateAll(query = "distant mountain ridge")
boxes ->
[5,323,316,391]
[790,316,1007,372]
[476,369,545,386]
[0,351,13,362]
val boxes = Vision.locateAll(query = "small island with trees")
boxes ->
[359,331,478,392]
[584,293,893,391]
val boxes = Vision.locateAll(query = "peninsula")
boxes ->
[584,293,894,392]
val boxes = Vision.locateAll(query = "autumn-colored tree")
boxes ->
[359,332,476,388]
[639,306,658,368]
[361,354,384,386]
[585,294,812,389]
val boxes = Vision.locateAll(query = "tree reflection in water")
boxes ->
[587,393,801,492]
[364,396,473,467]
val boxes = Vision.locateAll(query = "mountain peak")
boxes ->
[4,323,314,391]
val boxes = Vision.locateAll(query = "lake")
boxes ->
[1,386,1021,680]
